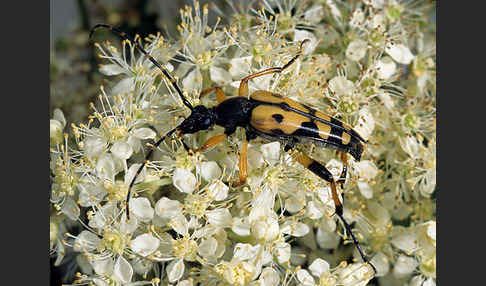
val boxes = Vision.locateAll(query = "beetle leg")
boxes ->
[200,85,226,103]
[337,152,348,188]
[238,39,310,98]
[290,151,376,274]
[232,140,248,187]
[194,134,228,152]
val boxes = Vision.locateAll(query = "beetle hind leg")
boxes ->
[290,151,376,274]
[337,152,348,188]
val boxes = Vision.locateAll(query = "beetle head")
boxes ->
[178,105,216,134]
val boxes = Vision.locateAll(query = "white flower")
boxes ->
[130,233,160,257]
[260,141,281,165]
[376,56,397,79]
[280,221,310,237]
[207,180,229,201]
[110,140,133,160]
[206,208,232,228]
[229,56,253,79]
[259,267,280,286]
[328,76,354,96]
[294,30,319,55]
[296,269,315,286]
[251,211,280,242]
[386,43,415,65]
[129,197,154,222]
[197,161,222,182]
[155,197,183,219]
[114,256,133,284]
[393,255,418,278]
[370,252,390,277]
[173,168,197,194]
[74,231,101,252]
[167,258,185,282]
[346,40,368,61]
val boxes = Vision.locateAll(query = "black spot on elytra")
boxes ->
[272,114,284,123]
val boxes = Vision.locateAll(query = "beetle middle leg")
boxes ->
[290,150,376,273]
[238,39,310,98]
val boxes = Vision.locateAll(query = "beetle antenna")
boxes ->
[90,24,194,111]
[125,127,178,220]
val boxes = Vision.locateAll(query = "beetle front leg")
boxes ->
[200,85,226,103]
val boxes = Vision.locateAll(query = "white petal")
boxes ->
[182,68,202,91]
[296,269,315,286]
[124,163,145,185]
[130,233,160,257]
[155,197,183,219]
[173,168,197,194]
[83,136,107,158]
[393,255,418,278]
[120,213,138,234]
[306,201,323,219]
[353,107,375,141]
[197,161,222,182]
[99,64,126,76]
[370,252,389,277]
[206,208,232,228]
[91,257,114,276]
[229,56,253,79]
[357,181,373,199]
[251,214,279,242]
[198,237,218,258]
[132,128,156,139]
[207,180,229,201]
[61,197,80,221]
[114,256,133,284]
[316,228,340,249]
[210,65,232,84]
[260,142,280,164]
[328,76,354,96]
[346,40,368,62]
[78,183,106,207]
[385,43,414,65]
[167,258,185,282]
[169,214,189,236]
[326,0,342,19]
[112,77,135,96]
[280,221,310,237]
[177,280,193,286]
[259,267,280,286]
[294,30,318,55]
[129,197,154,222]
[232,217,251,236]
[376,56,396,79]
[426,221,436,241]
[309,258,330,277]
[96,153,116,181]
[392,232,418,253]
[111,141,133,160]
[53,108,66,128]
[274,242,291,264]
[355,160,379,181]
[74,231,101,252]
[234,243,260,261]
[349,8,365,28]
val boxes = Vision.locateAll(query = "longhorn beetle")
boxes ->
[90,24,376,274]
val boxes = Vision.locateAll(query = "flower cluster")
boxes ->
[50,0,436,285]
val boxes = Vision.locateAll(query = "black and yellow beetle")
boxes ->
[91,24,376,273]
